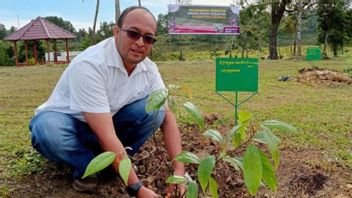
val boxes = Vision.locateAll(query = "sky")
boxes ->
[0,0,237,31]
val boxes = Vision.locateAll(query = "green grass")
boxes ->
[0,58,351,187]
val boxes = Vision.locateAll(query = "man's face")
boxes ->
[114,9,157,68]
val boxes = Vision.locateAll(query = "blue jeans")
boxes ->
[29,97,165,178]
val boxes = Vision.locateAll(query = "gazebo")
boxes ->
[4,17,76,66]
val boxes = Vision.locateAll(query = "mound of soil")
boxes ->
[2,116,352,198]
[297,67,352,87]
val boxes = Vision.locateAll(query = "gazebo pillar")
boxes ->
[65,39,70,63]
[46,39,50,63]
[13,41,18,66]
[24,41,29,65]
[33,41,38,65]
[53,40,57,62]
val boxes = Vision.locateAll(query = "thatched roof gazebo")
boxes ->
[4,17,76,66]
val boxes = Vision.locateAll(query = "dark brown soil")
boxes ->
[3,119,352,198]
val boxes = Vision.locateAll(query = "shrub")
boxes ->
[0,41,9,66]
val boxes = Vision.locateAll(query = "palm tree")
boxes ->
[115,0,120,25]
[92,0,100,44]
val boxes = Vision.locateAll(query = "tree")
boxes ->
[268,0,291,60]
[0,41,10,65]
[76,28,88,41]
[9,26,17,34]
[346,9,352,45]
[18,41,46,63]
[0,23,7,39]
[237,5,270,58]
[317,0,350,57]
[45,16,76,33]
[96,22,114,42]
[115,0,120,25]
[92,0,100,44]
[156,14,168,35]
[288,0,317,57]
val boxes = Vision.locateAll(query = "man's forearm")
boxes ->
[83,112,140,185]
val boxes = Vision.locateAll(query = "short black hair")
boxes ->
[117,6,156,28]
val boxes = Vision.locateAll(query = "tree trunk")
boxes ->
[92,0,100,44]
[138,0,141,6]
[269,21,280,59]
[268,1,288,60]
[295,0,303,57]
[322,31,328,57]
[115,0,120,25]
[293,32,296,56]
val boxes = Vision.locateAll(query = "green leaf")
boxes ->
[175,151,201,164]
[197,156,216,192]
[227,125,240,139]
[261,120,297,132]
[259,150,277,192]
[254,130,281,145]
[167,95,178,114]
[238,111,252,124]
[232,130,243,148]
[209,176,219,198]
[183,102,205,130]
[166,175,187,184]
[253,130,267,144]
[223,156,243,171]
[186,181,198,198]
[228,125,241,148]
[82,151,116,179]
[119,156,132,185]
[145,88,168,112]
[203,129,224,143]
[260,126,280,168]
[243,145,262,196]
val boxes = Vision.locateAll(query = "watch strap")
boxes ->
[126,181,143,196]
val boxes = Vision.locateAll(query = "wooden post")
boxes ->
[54,40,57,62]
[14,41,18,66]
[33,41,38,65]
[65,39,70,63]
[46,39,50,63]
[25,41,29,65]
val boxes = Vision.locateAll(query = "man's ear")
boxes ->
[112,25,119,37]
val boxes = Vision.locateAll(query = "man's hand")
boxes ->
[166,184,186,198]
[136,186,159,198]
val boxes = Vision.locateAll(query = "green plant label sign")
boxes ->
[306,47,321,61]
[216,58,258,92]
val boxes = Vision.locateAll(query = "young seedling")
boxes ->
[83,87,296,198]
[147,88,297,198]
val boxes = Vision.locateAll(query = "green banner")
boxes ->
[306,47,321,61]
[216,58,258,92]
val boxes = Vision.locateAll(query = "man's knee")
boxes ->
[30,113,57,148]
[29,112,76,158]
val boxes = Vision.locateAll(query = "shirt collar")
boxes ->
[106,37,147,74]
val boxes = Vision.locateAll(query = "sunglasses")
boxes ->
[120,28,157,45]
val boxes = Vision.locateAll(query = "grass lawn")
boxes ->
[0,59,351,195]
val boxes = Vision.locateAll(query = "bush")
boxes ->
[0,41,10,66]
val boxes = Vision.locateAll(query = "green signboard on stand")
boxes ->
[306,47,321,61]
[216,58,258,92]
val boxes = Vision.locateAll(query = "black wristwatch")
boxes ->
[126,181,143,197]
